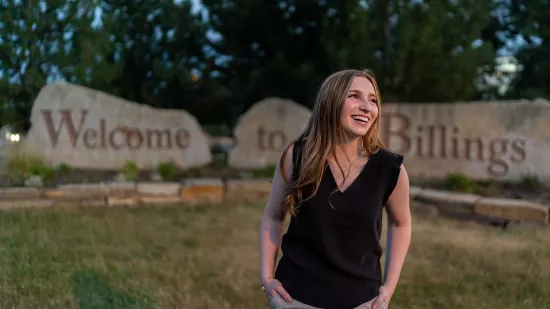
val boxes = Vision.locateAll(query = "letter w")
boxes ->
[41,109,88,148]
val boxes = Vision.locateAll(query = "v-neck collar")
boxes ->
[326,151,378,194]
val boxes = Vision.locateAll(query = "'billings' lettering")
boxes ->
[380,113,410,154]
[381,112,527,177]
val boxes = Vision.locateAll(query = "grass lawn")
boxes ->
[0,202,548,309]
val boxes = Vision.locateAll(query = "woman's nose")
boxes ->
[359,103,372,112]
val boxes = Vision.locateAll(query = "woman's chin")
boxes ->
[342,128,368,140]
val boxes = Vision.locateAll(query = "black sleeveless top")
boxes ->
[274,138,404,309]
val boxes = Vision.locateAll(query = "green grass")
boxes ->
[0,203,548,309]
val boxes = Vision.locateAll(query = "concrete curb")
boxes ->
[0,180,547,224]
[410,186,549,224]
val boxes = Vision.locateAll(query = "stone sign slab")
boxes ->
[380,100,550,181]
[23,82,211,170]
[228,98,311,168]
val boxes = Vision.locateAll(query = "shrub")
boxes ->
[156,161,176,181]
[445,173,476,193]
[122,160,139,181]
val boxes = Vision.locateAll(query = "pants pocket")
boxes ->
[355,297,388,309]
[269,294,321,309]
[268,294,282,309]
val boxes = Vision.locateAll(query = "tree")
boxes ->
[384,0,497,102]
[202,0,332,121]
[0,0,114,131]
[496,0,550,99]
[202,0,498,118]
[96,0,224,127]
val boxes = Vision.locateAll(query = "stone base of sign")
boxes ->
[138,196,181,205]
[41,188,108,200]
[56,183,137,197]
[0,179,547,225]
[137,182,181,196]
[0,199,54,210]
[107,196,137,207]
[474,197,549,222]
[181,178,224,205]
[0,187,41,199]
[415,189,479,216]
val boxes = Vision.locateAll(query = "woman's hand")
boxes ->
[263,278,293,303]
[371,285,392,309]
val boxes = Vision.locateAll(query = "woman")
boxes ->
[259,69,412,309]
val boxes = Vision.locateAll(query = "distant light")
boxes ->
[9,134,20,142]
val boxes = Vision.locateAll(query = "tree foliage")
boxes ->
[202,0,498,110]
[0,0,112,131]
[0,0,548,133]
[498,0,550,99]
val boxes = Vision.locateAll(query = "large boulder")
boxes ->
[22,82,211,170]
[229,98,311,169]
[380,100,550,181]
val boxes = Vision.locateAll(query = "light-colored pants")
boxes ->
[269,293,388,309]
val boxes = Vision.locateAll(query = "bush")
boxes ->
[122,160,139,181]
[445,173,477,193]
[156,161,176,181]
[521,173,540,190]
[1,144,56,186]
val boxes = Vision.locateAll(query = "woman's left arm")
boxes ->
[372,164,412,309]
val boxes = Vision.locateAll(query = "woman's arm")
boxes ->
[373,164,412,309]
[259,145,294,302]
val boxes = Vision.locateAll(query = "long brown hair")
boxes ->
[279,69,385,216]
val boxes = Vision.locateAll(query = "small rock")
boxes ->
[149,172,163,182]
[113,172,126,182]
[24,175,43,188]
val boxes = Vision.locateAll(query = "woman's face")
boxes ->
[339,76,379,140]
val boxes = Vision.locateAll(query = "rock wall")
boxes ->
[12,82,550,182]
[0,180,547,225]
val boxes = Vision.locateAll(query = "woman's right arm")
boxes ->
[259,144,294,303]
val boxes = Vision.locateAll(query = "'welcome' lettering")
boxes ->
[40,109,191,150]
[42,109,88,148]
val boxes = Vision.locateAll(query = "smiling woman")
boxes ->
[259,69,412,309]
[341,77,379,138]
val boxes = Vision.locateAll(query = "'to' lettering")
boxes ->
[257,126,287,151]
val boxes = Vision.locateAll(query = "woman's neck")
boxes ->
[331,136,363,163]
